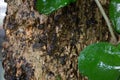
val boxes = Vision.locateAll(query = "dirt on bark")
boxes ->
[2,0,110,80]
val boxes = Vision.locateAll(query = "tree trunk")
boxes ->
[3,0,110,80]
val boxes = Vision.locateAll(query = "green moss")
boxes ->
[56,75,62,80]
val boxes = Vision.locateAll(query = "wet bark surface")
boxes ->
[3,0,110,80]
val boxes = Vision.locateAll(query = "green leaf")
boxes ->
[109,0,120,33]
[35,0,76,14]
[78,42,120,80]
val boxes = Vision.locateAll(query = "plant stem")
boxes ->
[94,0,117,43]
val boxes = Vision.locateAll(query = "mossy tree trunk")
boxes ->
[3,0,110,80]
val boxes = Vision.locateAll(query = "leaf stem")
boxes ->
[94,0,117,43]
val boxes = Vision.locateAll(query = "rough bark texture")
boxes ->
[3,0,110,80]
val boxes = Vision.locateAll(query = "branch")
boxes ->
[94,0,117,43]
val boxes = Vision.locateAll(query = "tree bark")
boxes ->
[3,0,110,80]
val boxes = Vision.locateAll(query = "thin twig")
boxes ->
[94,0,117,43]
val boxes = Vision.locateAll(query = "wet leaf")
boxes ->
[35,0,76,14]
[109,0,120,33]
[78,42,120,80]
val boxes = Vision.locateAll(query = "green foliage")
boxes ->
[35,0,76,14]
[78,42,120,80]
[109,0,120,33]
